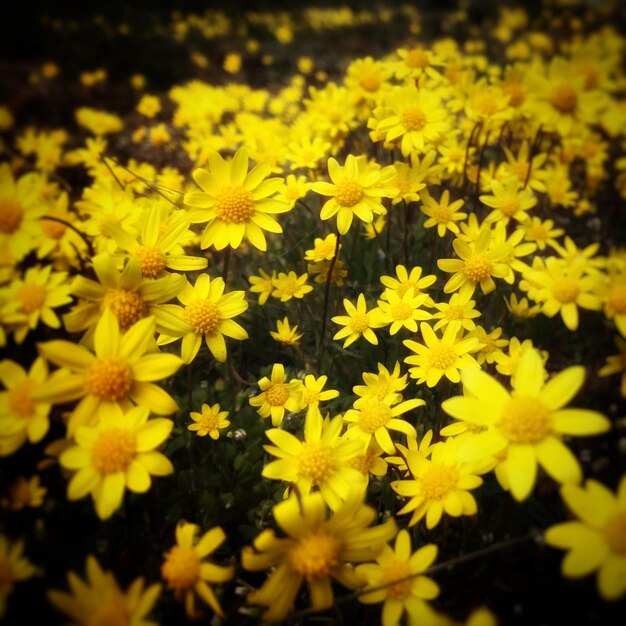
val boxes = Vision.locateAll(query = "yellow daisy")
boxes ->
[271,271,313,302]
[269,316,303,346]
[188,403,230,439]
[376,288,432,335]
[332,293,384,348]
[0,535,36,617]
[249,363,303,426]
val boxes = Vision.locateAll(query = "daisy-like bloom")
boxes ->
[276,174,311,210]
[391,439,483,528]
[370,86,449,157]
[271,271,313,302]
[1,475,46,510]
[263,411,366,510]
[1,265,72,344]
[356,530,440,626]
[105,206,208,278]
[352,362,409,405]
[480,177,537,224]
[442,348,611,501]
[522,217,564,251]
[347,439,388,478]
[270,317,303,346]
[344,56,391,103]
[545,476,626,600]
[521,257,601,331]
[432,292,481,334]
[599,336,626,397]
[48,555,161,626]
[0,358,51,457]
[404,323,479,388]
[501,141,548,193]
[184,147,289,251]
[188,403,230,439]
[504,293,541,320]
[596,262,626,336]
[0,535,36,617]
[248,268,275,305]
[467,326,509,366]
[161,521,234,618]
[249,363,303,426]
[59,404,174,519]
[310,155,392,236]
[241,490,397,623]
[392,46,445,82]
[380,265,437,307]
[376,288,432,335]
[64,253,185,337]
[286,135,331,171]
[155,274,248,364]
[343,396,425,455]
[304,233,341,263]
[494,337,547,379]
[298,374,339,418]
[388,153,434,206]
[35,310,182,434]
[332,293,384,348]
[421,189,467,237]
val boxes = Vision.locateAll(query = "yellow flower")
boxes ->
[504,293,541,320]
[304,233,340,263]
[75,107,122,135]
[357,530,439,626]
[421,189,467,237]
[380,264,437,307]
[184,147,289,251]
[136,94,161,118]
[36,310,182,434]
[270,316,303,346]
[248,268,275,305]
[48,555,160,626]
[392,438,483,528]
[241,490,397,622]
[545,476,626,600]
[403,323,478,387]
[249,363,303,426]
[298,374,340,418]
[442,348,611,501]
[332,293,384,348]
[597,262,626,336]
[467,326,509,365]
[0,358,51,456]
[352,362,409,405]
[188,403,230,439]
[162,522,234,618]
[432,292,481,334]
[155,273,248,364]
[263,411,366,510]
[388,152,433,205]
[1,475,46,510]
[376,288,432,335]
[271,271,313,302]
[480,177,537,224]
[60,404,173,519]
[311,154,391,235]
[0,536,36,617]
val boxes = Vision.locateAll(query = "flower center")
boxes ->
[395,176,411,195]
[360,72,381,92]
[531,224,548,240]
[91,428,136,474]
[162,545,201,591]
[420,464,459,500]
[298,443,336,485]
[474,95,498,118]
[41,217,67,239]
[214,185,255,223]
[604,512,626,554]
[358,402,392,433]
[102,289,147,331]
[504,83,525,107]
[289,532,340,578]
[8,379,36,419]
[348,452,376,475]
[278,275,301,296]
[266,383,290,406]
[136,246,167,278]
[402,106,426,131]
[334,179,363,208]
[391,302,412,321]
[550,84,577,113]
[428,344,456,370]
[609,286,626,314]
[552,277,580,304]
[197,412,220,431]
[405,48,429,69]
[463,253,493,282]
[397,281,418,297]
[17,284,46,314]
[445,306,464,321]
[86,358,134,402]
[0,199,23,233]
[499,197,520,217]
[349,313,370,334]
[86,603,130,626]
[184,301,220,335]
[433,205,452,223]
[379,560,412,600]
[499,396,551,443]
[301,389,320,405]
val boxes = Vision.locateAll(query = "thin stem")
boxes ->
[39,216,95,258]
[318,231,341,367]
[463,121,482,194]
[101,154,125,190]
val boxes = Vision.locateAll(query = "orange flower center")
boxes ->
[358,402,392,433]
[334,179,363,207]
[41,217,67,239]
[499,396,550,443]
[184,301,220,335]
[473,94,498,118]
[379,560,412,600]
[401,106,427,131]
[0,199,23,233]
[359,72,381,93]
[17,284,46,314]
[420,464,459,500]
[298,443,336,485]
[289,532,340,578]
[214,185,255,223]
[550,84,577,113]
[428,344,456,370]
[136,246,166,278]
[162,545,201,591]
[444,305,465,321]
[404,48,429,69]
[91,428,136,474]
[266,383,290,407]
[604,512,626,554]
[432,205,452,223]
[499,196,520,217]
[102,289,147,331]
[8,379,36,419]
[463,253,493,282]
[391,301,412,321]
[609,286,626,314]
[348,452,377,475]
[349,313,370,334]
[86,358,134,402]
[504,83,525,107]
[552,277,580,304]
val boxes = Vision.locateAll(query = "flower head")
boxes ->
[188,403,230,439]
